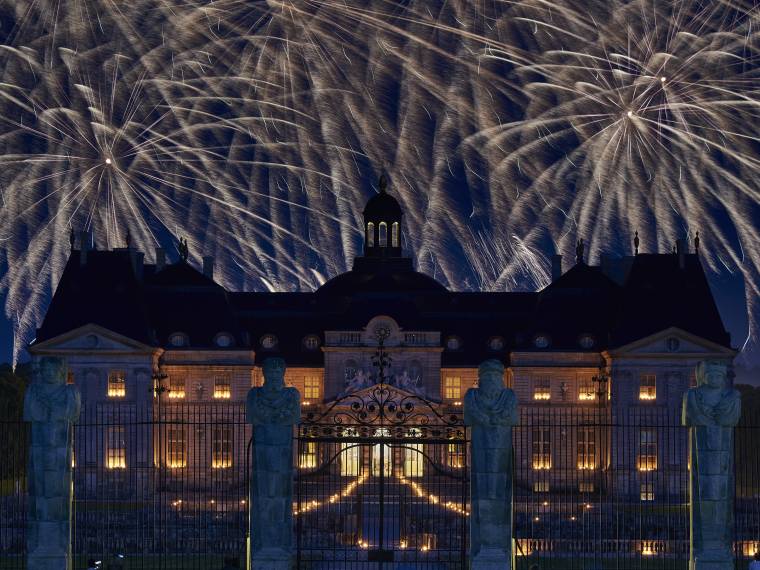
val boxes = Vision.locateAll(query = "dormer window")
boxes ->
[379,222,388,246]
[579,335,595,349]
[533,334,551,349]
[446,336,462,350]
[488,337,505,351]
[303,335,320,350]
[215,332,234,348]
[260,334,278,349]
[169,332,189,347]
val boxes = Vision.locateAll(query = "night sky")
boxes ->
[1,2,758,380]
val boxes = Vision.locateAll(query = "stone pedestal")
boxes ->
[251,547,292,570]
[682,360,741,570]
[23,357,81,570]
[246,357,300,570]
[465,359,518,570]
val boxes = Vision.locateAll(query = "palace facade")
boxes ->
[28,185,736,505]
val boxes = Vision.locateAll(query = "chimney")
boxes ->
[79,230,91,265]
[551,254,562,281]
[203,256,214,279]
[130,251,145,280]
[676,238,686,269]
[155,248,166,272]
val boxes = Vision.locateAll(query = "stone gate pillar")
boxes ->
[464,359,518,570]
[682,360,741,570]
[23,356,81,570]
[246,357,301,570]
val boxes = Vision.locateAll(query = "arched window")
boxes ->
[391,222,399,247]
[366,222,375,247]
[379,222,388,247]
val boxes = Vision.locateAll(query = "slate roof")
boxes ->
[33,245,732,365]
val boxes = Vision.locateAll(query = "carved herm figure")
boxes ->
[682,360,741,570]
[24,356,81,570]
[464,359,518,569]
[246,357,301,570]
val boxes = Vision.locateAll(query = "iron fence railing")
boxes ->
[0,420,28,570]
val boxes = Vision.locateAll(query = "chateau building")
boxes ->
[28,185,736,502]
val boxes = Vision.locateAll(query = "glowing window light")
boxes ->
[578,378,596,401]
[531,427,551,470]
[403,429,424,478]
[167,375,186,399]
[533,378,551,401]
[637,429,657,471]
[443,376,461,400]
[167,427,187,468]
[641,540,663,556]
[212,427,233,468]
[304,376,321,400]
[107,371,126,398]
[639,374,656,401]
[391,222,399,247]
[447,443,465,469]
[213,374,231,399]
[576,427,596,470]
[299,441,318,469]
[106,426,126,469]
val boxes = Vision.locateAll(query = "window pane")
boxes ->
[107,371,126,398]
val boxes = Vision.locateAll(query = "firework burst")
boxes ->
[0,0,758,365]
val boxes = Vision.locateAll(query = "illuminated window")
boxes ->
[532,427,551,470]
[167,427,187,468]
[212,427,232,468]
[366,222,375,247]
[403,429,424,478]
[533,378,551,401]
[637,429,657,471]
[379,222,388,246]
[372,429,392,476]
[639,374,656,401]
[533,481,550,493]
[304,376,321,400]
[341,443,361,476]
[107,371,126,398]
[447,443,465,468]
[443,376,461,400]
[391,222,399,247]
[299,441,318,469]
[578,377,596,401]
[340,429,361,476]
[577,427,596,469]
[640,482,655,501]
[106,427,126,469]
[213,374,231,399]
[168,375,185,399]
[67,371,75,385]
[579,482,595,493]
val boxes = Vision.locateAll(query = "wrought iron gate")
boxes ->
[295,384,469,569]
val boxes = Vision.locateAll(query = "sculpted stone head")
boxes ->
[478,359,505,399]
[33,356,67,386]
[262,357,286,390]
[695,360,729,390]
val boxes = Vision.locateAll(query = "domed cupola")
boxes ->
[363,175,403,257]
